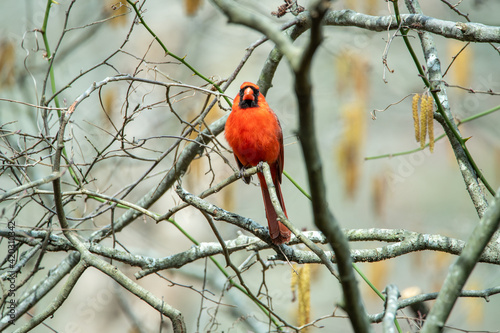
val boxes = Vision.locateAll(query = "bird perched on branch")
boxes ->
[225,82,291,245]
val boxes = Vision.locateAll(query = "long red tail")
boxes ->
[257,173,291,244]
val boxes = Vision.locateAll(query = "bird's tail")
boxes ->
[257,173,291,245]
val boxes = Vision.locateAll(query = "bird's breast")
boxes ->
[225,107,281,167]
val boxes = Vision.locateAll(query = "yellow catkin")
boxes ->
[365,261,389,300]
[419,95,427,149]
[102,87,116,117]
[335,50,370,101]
[336,101,365,198]
[105,0,128,27]
[465,280,484,324]
[448,40,472,92]
[426,95,435,152]
[345,0,358,12]
[495,149,500,185]
[365,0,379,15]
[371,175,385,218]
[353,56,369,101]
[184,0,203,16]
[298,265,311,329]
[412,94,420,142]
[291,265,311,331]
[291,264,298,299]
[0,40,15,88]
[335,50,351,96]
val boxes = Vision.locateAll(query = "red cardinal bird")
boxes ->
[225,82,291,244]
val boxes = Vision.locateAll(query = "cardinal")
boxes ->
[225,82,291,244]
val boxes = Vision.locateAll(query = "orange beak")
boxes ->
[242,87,255,101]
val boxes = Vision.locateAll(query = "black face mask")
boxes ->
[238,86,259,108]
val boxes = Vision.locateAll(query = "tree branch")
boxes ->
[48,89,187,332]
[5,226,499,279]
[0,252,81,330]
[260,162,339,279]
[402,0,490,217]
[421,185,500,331]
[382,285,400,333]
[293,1,372,332]
[324,9,500,43]
[370,286,500,323]
[13,261,87,333]
[0,171,63,202]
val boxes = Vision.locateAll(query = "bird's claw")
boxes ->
[239,167,251,184]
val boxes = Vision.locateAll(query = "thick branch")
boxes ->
[175,186,270,240]
[258,15,310,95]
[293,1,372,332]
[324,9,500,43]
[5,227,499,278]
[421,188,500,331]
[370,286,500,323]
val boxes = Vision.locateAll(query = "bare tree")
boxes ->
[1,0,499,332]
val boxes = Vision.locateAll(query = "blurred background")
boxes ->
[1,0,500,332]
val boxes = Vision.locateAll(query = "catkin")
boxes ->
[419,95,427,149]
[412,94,420,142]
[426,95,435,152]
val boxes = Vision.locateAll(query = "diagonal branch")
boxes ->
[0,252,80,330]
[13,261,87,333]
[260,162,339,280]
[293,1,372,332]
[382,285,400,333]
[401,0,489,217]
[421,187,500,332]
[210,0,373,330]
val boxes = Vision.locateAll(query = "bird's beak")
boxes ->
[242,87,255,101]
